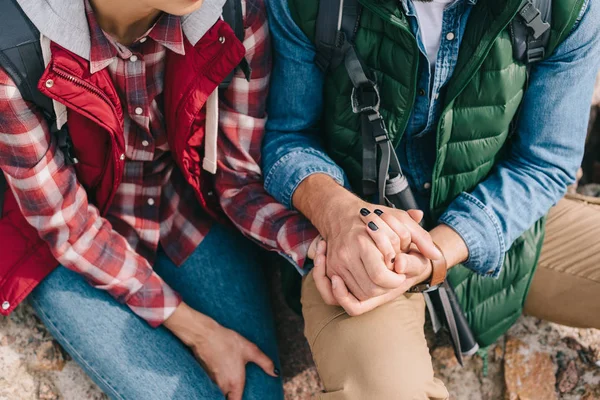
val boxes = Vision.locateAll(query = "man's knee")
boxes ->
[305,294,448,399]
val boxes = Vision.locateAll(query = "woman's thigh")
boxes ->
[30,223,283,400]
[154,223,284,399]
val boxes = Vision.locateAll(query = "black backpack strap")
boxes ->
[315,0,361,73]
[0,0,54,118]
[0,0,58,217]
[220,0,251,88]
[510,0,552,64]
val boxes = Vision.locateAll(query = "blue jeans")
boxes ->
[29,223,284,400]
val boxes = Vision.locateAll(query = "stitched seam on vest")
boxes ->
[0,242,53,301]
[438,159,494,179]
[447,132,508,145]
[476,310,522,338]
[453,89,523,110]
[465,274,532,314]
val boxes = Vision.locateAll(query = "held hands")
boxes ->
[164,303,278,400]
[308,204,443,316]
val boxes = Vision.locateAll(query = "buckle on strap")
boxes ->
[526,46,545,63]
[351,82,381,114]
[54,125,79,166]
[518,0,550,40]
[367,112,389,143]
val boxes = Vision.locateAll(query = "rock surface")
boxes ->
[504,337,557,400]
[2,275,600,400]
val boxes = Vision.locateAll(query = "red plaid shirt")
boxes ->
[0,0,318,327]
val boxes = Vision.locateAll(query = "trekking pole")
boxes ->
[384,169,479,365]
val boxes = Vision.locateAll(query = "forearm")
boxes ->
[292,173,366,238]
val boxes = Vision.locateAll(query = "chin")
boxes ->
[162,0,204,16]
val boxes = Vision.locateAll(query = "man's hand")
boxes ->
[311,240,433,315]
[294,174,442,300]
[164,303,278,400]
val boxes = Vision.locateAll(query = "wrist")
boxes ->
[293,174,365,238]
[163,302,219,347]
[430,224,469,269]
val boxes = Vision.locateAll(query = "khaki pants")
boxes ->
[301,195,600,399]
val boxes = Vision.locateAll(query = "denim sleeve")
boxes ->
[439,0,600,277]
[263,0,349,210]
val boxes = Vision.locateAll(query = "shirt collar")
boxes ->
[401,0,478,15]
[84,0,185,74]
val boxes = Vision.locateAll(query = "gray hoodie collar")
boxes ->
[15,0,226,60]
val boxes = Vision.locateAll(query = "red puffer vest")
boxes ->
[0,20,245,316]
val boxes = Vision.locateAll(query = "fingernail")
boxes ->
[368,222,378,231]
[390,257,396,264]
[332,277,339,289]
[374,209,384,216]
[360,208,371,216]
[274,367,280,377]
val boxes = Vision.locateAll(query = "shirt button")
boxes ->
[147,198,155,206]
[2,301,9,311]
[135,107,143,115]
[130,55,138,62]
[141,140,149,147]
[446,32,455,41]
[418,88,426,96]
[45,79,54,88]
[139,37,147,43]
[219,36,226,44]
[120,153,125,161]
[423,182,432,190]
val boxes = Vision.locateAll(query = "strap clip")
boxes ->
[518,0,551,40]
[526,46,545,63]
[367,112,389,143]
[351,82,381,114]
[53,125,79,166]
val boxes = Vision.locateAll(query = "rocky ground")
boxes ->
[1,266,600,400]
[1,75,599,400]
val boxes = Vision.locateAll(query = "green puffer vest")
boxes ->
[287,0,585,347]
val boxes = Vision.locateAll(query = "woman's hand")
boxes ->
[164,303,279,400]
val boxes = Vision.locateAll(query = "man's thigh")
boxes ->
[525,194,600,329]
[301,271,449,400]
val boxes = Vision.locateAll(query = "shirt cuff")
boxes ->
[438,192,506,278]
[263,148,348,210]
[125,271,182,328]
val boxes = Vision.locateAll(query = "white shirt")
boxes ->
[412,0,456,68]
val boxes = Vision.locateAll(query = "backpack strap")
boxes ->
[220,0,251,88]
[314,0,361,73]
[0,0,54,119]
[510,0,552,64]
[0,0,61,217]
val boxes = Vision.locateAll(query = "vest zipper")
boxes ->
[51,67,125,209]
[52,68,120,119]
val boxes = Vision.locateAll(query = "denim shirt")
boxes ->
[263,0,599,276]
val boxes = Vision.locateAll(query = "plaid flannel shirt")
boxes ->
[0,0,317,327]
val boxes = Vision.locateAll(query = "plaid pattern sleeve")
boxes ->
[215,0,319,270]
[0,72,181,327]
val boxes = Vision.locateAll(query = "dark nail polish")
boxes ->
[368,221,379,231]
[274,367,281,377]
[360,208,371,216]
[374,209,384,216]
